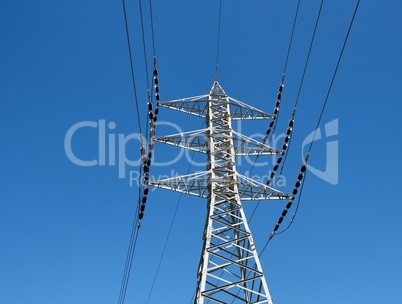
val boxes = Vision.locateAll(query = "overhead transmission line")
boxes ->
[214,0,223,80]
[272,0,361,239]
[118,0,158,303]
[117,217,140,304]
[283,0,301,76]
[228,3,361,298]
[248,0,324,227]
[120,0,360,301]
[149,0,156,56]
[277,0,324,176]
[245,0,302,223]
[146,190,185,304]
[121,0,143,135]
[266,0,361,246]
[246,0,300,178]
[265,0,301,142]
[146,142,203,303]
[259,0,301,150]
[118,1,142,303]
[138,0,151,91]
[247,0,324,225]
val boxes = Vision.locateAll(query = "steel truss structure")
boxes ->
[150,82,291,304]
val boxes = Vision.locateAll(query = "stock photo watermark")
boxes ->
[64,118,338,186]
[302,118,338,185]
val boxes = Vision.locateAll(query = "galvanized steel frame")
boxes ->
[152,82,289,303]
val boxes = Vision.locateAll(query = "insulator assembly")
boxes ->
[269,157,309,240]
[267,114,294,186]
[138,57,162,225]
[262,78,285,145]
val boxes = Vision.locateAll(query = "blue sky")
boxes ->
[1,1,402,303]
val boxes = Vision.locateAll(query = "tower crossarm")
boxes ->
[158,94,210,118]
[155,128,209,153]
[148,171,210,198]
[227,97,274,120]
[148,171,291,201]
[231,131,282,156]
[158,96,273,120]
[155,129,282,156]
[236,173,292,201]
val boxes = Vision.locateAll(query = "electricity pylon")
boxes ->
[150,81,291,303]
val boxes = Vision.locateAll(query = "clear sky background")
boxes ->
[1,1,402,303]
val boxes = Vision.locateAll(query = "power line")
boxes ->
[119,1,144,301]
[120,0,360,301]
[283,0,301,75]
[146,118,204,302]
[277,0,324,179]
[214,0,223,80]
[118,0,158,303]
[149,0,156,57]
[146,196,182,303]
[266,0,300,142]
[138,0,151,91]
[122,0,143,135]
[277,0,362,235]
[264,0,300,143]
[307,0,360,155]
[147,0,158,104]
[293,0,324,110]
[245,0,300,179]
[247,0,322,223]
[267,0,361,244]
[118,217,140,304]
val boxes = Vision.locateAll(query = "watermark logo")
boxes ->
[64,119,186,178]
[64,118,339,185]
[302,118,338,185]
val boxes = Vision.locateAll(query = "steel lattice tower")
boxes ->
[150,82,291,303]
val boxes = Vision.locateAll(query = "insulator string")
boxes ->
[262,76,285,146]
[137,58,160,225]
[267,109,295,186]
[246,76,286,180]
[268,155,308,241]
